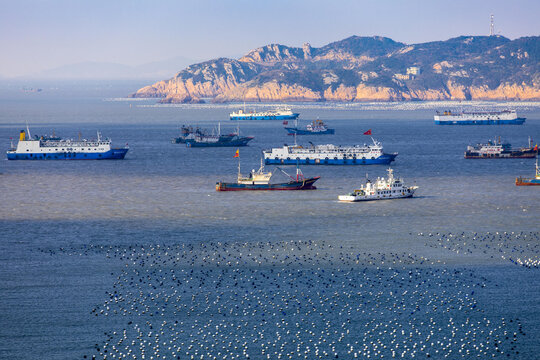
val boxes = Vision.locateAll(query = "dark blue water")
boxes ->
[0,80,539,359]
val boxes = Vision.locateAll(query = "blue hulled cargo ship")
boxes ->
[6,129,128,160]
[434,110,525,125]
[263,138,397,165]
[230,108,299,121]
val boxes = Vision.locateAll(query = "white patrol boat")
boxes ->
[338,168,418,202]
[263,137,397,165]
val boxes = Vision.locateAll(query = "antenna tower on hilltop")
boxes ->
[490,14,495,36]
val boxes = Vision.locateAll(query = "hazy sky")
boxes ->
[1,0,539,77]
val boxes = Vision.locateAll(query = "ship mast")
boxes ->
[237,151,241,178]
[25,120,31,139]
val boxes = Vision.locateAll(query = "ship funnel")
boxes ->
[19,130,26,141]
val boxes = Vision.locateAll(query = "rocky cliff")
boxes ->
[130,35,540,102]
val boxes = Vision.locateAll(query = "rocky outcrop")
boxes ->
[468,83,540,100]
[323,85,356,101]
[130,35,540,102]
[215,81,323,102]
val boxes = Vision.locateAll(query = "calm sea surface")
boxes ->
[0,80,539,359]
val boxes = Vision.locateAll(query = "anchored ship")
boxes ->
[465,137,538,159]
[263,137,397,165]
[216,159,319,191]
[284,119,335,135]
[434,110,525,125]
[338,168,418,202]
[173,124,254,147]
[6,128,128,160]
[516,157,540,186]
[230,107,299,121]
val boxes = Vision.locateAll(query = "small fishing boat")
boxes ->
[516,157,540,186]
[216,159,320,191]
[338,168,418,202]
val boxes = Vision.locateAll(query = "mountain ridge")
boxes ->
[130,35,540,103]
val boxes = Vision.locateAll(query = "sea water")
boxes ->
[0,80,539,359]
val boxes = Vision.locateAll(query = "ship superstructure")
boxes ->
[338,168,418,202]
[230,108,299,121]
[434,110,525,125]
[263,137,397,165]
[6,129,128,160]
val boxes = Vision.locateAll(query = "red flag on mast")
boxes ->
[233,149,239,158]
[363,129,372,135]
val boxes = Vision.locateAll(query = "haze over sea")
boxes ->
[0,80,539,359]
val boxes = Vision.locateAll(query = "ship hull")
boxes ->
[515,178,540,186]
[216,177,320,191]
[231,114,299,121]
[435,118,526,125]
[285,127,335,135]
[265,154,397,165]
[338,193,415,202]
[6,148,128,160]
[465,149,537,159]
[184,137,254,147]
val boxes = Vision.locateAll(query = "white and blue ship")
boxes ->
[7,129,128,160]
[434,109,525,125]
[263,138,397,165]
[230,108,299,121]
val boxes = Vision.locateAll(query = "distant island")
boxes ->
[130,35,540,103]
